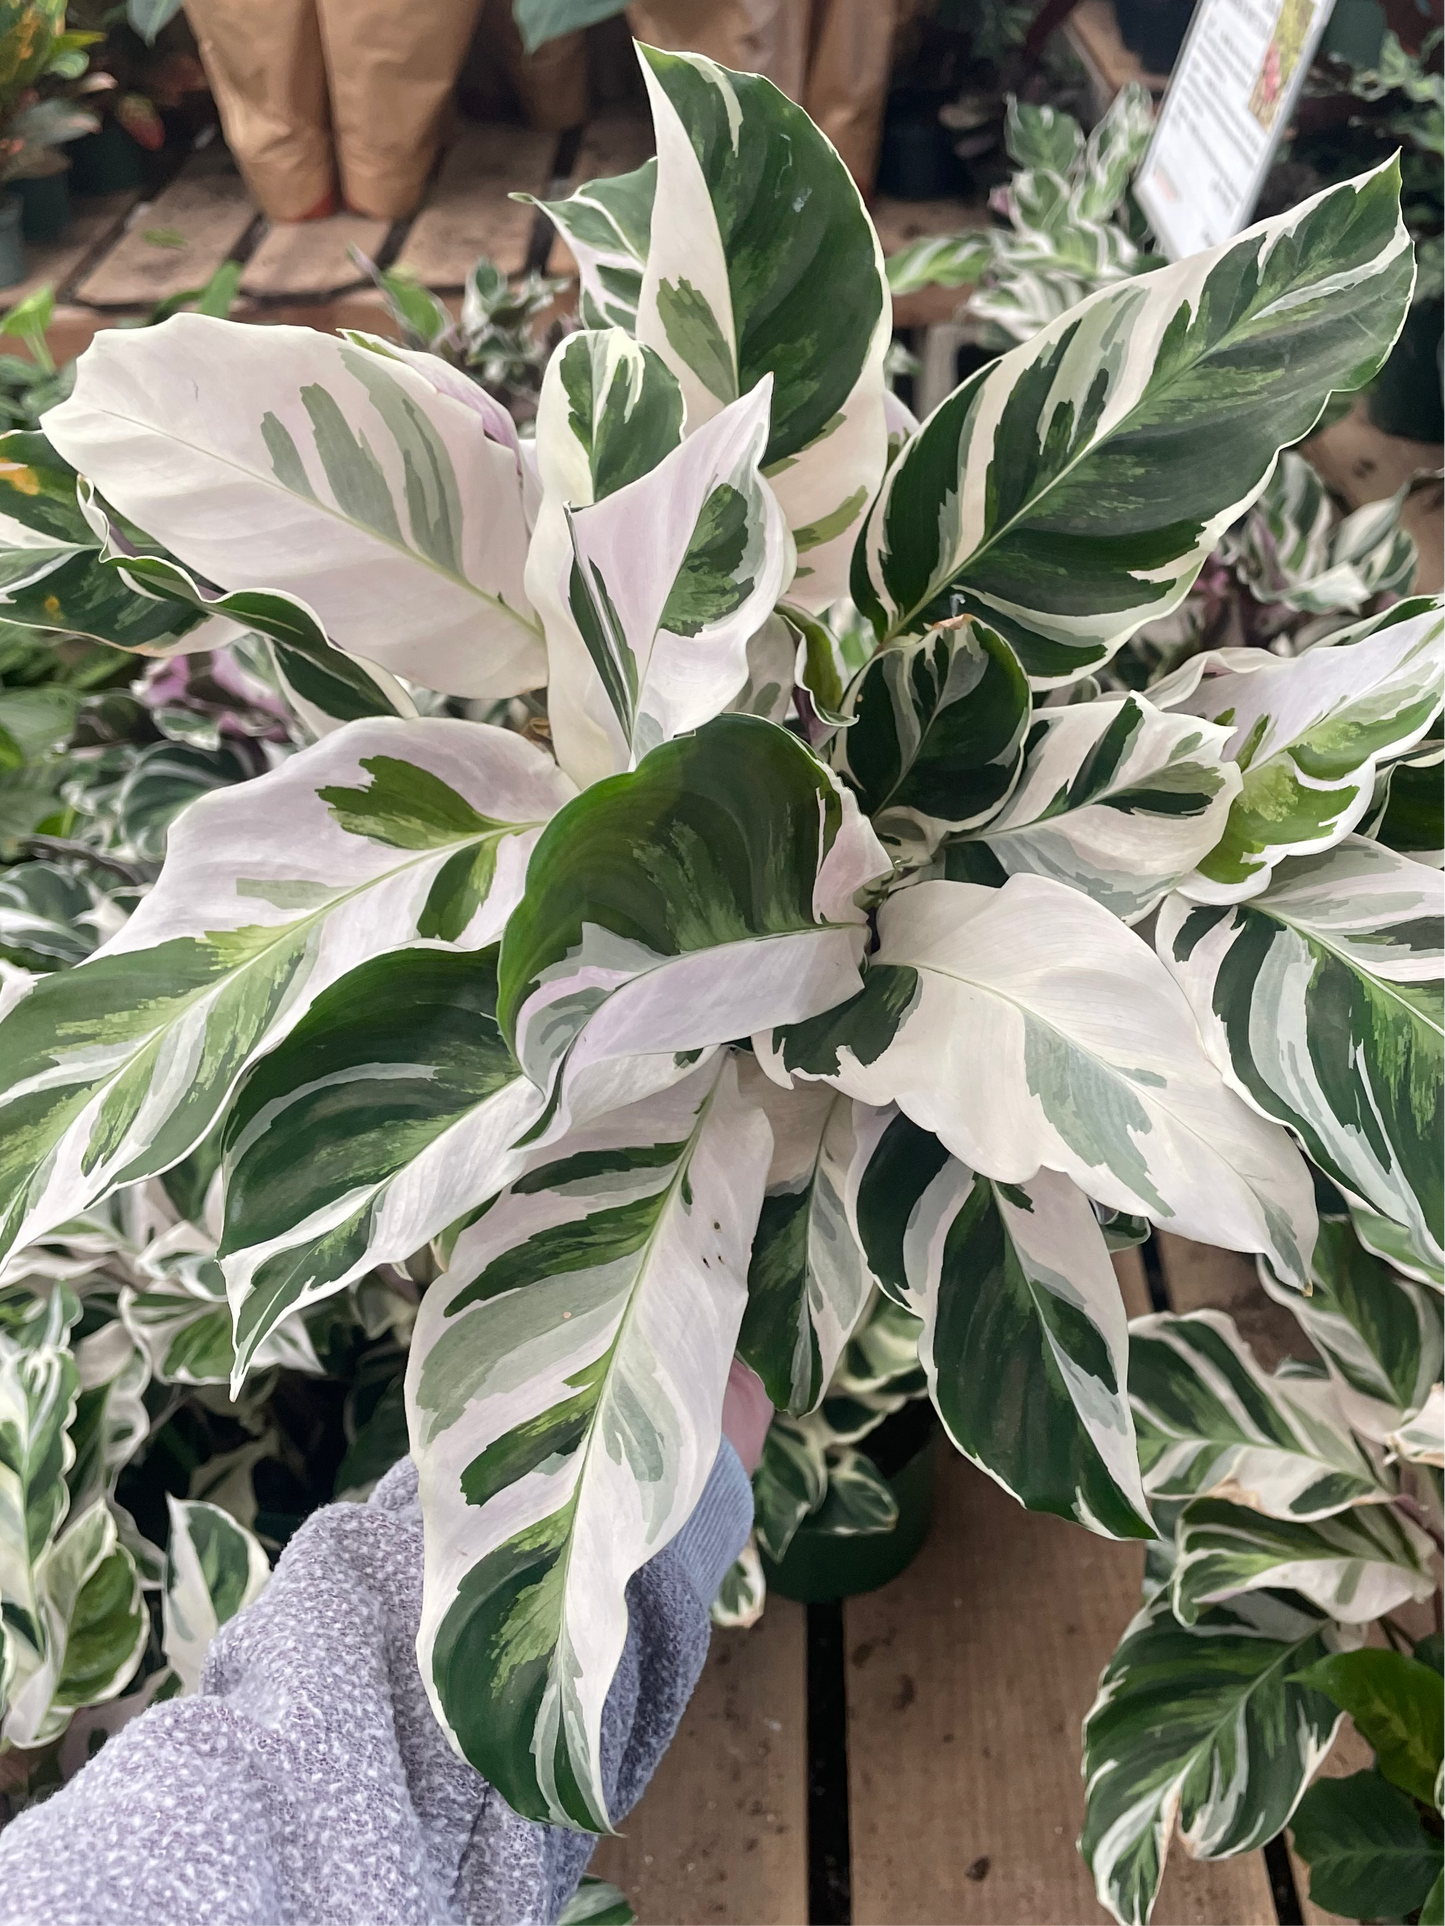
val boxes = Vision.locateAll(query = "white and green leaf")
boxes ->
[0,717,573,1262]
[1172,1494,1436,1625]
[1154,599,1443,899]
[765,875,1317,1284]
[407,1056,772,1831]
[1129,1309,1390,1519]
[219,946,542,1385]
[853,164,1414,683]
[1158,835,1443,1275]
[44,315,546,697]
[1081,1591,1344,1926]
[634,46,890,605]
[498,715,887,1145]
[827,619,1030,864]
[937,694,1240,922]
[162,1494,269,1693]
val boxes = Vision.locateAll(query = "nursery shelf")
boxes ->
[594,1236,1383,1926]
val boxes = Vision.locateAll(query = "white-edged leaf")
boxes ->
[1172,1494,1436,1624]
[1153,599,1444,900]
[1129,1309,1390,1519]
[634,46,890,605]
[828,619,1030,864]
[938,693,1240,922]
[557,378,790,783]
[1158,836,1443,1276]
[407,1056,772,1831]
[218,946,542,1385]
[765,875,1317,1284]
[1388,1384,1444,1466]
[497,715,888,1146]
[1081,1591,1344,1926]
[864,1125,1152,1538]
[162,1494,269,1693]
[736,1067,888,1415]
[853,164,1414,683]
[43,315,546,697]
[0,717,574,1262]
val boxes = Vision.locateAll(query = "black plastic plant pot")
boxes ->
[877,99,965,202]
[1367,299,1444,443]
[762,1409,939,1604]
[13,169,70,243]
[68,122,146,196]
[0,193,25,289]
[1114,0,1197,72]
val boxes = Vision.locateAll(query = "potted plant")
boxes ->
[0,49,1437,1925]
[0,0,102,269]
[63,0,198,196]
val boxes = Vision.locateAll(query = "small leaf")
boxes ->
[1293,1649,1445,1807]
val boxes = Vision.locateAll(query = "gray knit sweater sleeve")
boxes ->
[0,1444,753,1926]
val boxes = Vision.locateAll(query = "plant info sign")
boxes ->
[1135,0,1337,259]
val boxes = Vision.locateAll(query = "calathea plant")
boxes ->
[0,48,1437,1909]
[886,84,1160,346]
[1084,1200,1443,1924]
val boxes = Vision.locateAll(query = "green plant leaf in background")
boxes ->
[1289,1772,1441,1922]
[1294,1648,1445,1806]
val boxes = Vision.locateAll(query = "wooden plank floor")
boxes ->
[591,1597,809,1924]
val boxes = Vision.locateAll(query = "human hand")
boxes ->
[720,1356,772,1475]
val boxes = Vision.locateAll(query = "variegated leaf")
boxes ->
[407,1057,772,1831]
[1154,599,1444,899]
[0,717,574,1262]
[67,1319,149,1516]
[162,1494,269,1693]
[1073,83,1154,222]
[219,946,541,1385]
[634,46,889,605]
[1005,97,1084,174]
[558,379,789,783]
[498,715,888,1145]
[1129,1309,1389,1519]
[1367,731,1442,866]
[1158,835,1443,1275]
[764,875,1317,1284]
[558,1876,637,1926]
[43,315,546,697]
[885,230,995,298]
[710,1535,766,1629]
[1221,448,1416,617]
[867,1129,1152,1537]
[938,693,1240,921]
[827,619,1030,864]
[1257,1216,1443,1443]
[853,164,1414,682]
[1172,1494,1436,1625]
[736,1067,888,1415]
[752,1411,828,1563]
[2,1498,147,1750]
[528,161,656,333]
[525,329,685,786]
[119,1231,320,1387]
[812,1447,896,1534]
[1389,1384,1444,1465]
[0,1339,77,1607]
[1081,1591,1343,1926]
